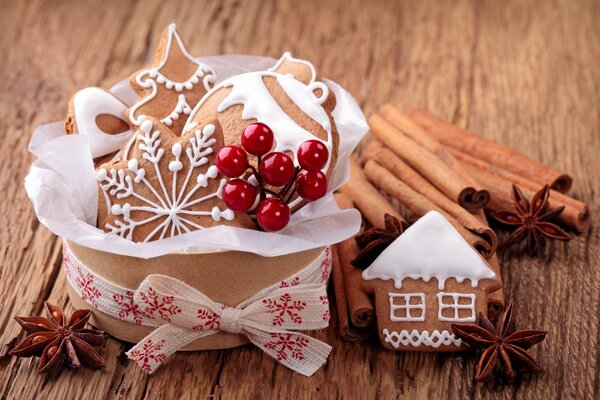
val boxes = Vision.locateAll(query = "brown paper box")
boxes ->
[66,240,324,350]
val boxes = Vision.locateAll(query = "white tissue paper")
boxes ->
[25,55,368,258]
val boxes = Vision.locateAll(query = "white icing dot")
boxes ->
[185,82,193,90]
[128,158,139,172]
[211,207,221,221]
[172,143,182,157]
[207,165,218,178]
[175,83,183,92]
[111,204,121,215]
[165,81,173,89]
[141,119,153,133]
[203,124,215,136]
[197,174,208,187]
[149,70,158,78]
[157,76,166,84]
[169,161,183,172]
[96,169,107,181]
[222,209,234,221]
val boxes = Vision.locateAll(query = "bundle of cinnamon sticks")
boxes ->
[333,105,589,341]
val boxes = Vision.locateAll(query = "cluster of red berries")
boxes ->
[215,122,329,232]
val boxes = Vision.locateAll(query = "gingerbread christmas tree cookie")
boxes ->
[96,117,253,242]
[128,23,216,135]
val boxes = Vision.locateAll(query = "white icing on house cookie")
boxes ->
[362,211,496,290]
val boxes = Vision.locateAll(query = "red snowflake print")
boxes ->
[113,290,149,325]
[140,287,182,322]
[320,248,332,283]
[193,308,220,331]
[128,339,166,373]
[263,293,306,326]
[62,243,71,278]
[320,295,330,322]
[75,266,101,307]
[264,333,309,361]
[279,276,300,288]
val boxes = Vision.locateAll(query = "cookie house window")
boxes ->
[388,293,425,321]
[436,292,476,322]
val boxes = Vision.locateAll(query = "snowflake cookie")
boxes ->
[96,117,253,242]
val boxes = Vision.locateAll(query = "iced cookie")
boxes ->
[182,53,339,210]
[128,23,216,135]
[361,211,502,351]
[65,87,133,160]
[96,117,253,242]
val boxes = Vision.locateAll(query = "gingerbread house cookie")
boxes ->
[361,211,502,351]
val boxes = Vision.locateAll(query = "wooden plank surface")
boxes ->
[0,0,598,398]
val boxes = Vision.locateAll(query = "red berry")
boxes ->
[241,122,274,156]
[222,179,256,212]
[256,198,290,232]
[295,170,328,201]
[216,146,249,178]
[260,152,295,186]
[297,140,329,171]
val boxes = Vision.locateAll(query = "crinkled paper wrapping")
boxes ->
[25,55,368,258]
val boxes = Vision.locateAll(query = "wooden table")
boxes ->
[1,0,598,398]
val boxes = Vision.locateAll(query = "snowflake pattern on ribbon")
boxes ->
[128,339,167,373]
[263,293,306,326]
[74,266,101,307]
[264,333,309,361]
[140,287,182,322]
[320,247,332,283]
[279,276,300,288]
[113,290,150,325]
[320,295,330,322]
[193,308,220,331]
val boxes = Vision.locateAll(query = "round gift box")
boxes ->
[65,240,325,350]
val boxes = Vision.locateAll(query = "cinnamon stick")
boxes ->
[379,104,480,187]
[463,163,589,233]
[338,157,405,228]
[363,159,493,259]
[369,113,488,211]
[361,138,384,163]
[372,148,497,255]
[331,243,371,342]
[449,147,588,216]
[407,108,573,193]
[334,193,376,328]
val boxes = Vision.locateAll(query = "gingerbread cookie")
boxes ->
[96,117,253,242]
[361,211,501,351]
[182,53,339,209]
[65,87,133,159]
[128,23,216,135]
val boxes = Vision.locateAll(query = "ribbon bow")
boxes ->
[125,274,332,376]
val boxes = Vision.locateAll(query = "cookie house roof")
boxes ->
[362,211,496,290]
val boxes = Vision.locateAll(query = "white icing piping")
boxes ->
[267,51,318,84]
[73,87,134,158]
[184,68,334,209]
[436,292,476,322]
[97,120,233,242]
[382,329,462,349]
[129,23,216,126]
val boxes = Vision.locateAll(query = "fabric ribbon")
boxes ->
[63,243,333,376]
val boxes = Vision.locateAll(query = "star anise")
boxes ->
[351,214,405,269]
[490,184,571,255]
[451,302,547,382]
[8,302,106,374]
